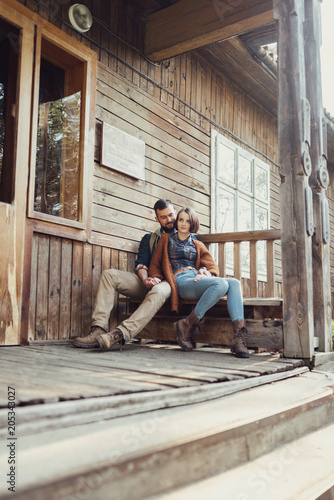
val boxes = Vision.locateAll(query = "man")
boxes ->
[73,199,176,351]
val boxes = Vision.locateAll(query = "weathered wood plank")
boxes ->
[0,363,309,443]
[144,0,273,61]
[28,235,38,343]
[70,241,83,338]
[0,352,182,390]
[59,239,72,340]
[110,248,119,329]
[82,244,93,336]
[96,71,210,156]
[197,229,281,244]
[4,369,328,500]
[305,0,332,351]
[274,0,314,358]
[132,316,283,351]
[35,235,49,341]
[97,93,209,169]
[0,342,304,410]
[93,168,209,225]
[18,344,288,380]
[93,204,208,239]
[91,245,102,309]
[48,237,61,340]
[266,239,275,297]
[199,39,277,116]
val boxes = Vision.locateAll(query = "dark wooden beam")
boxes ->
[144,0,274,61]
[274,0,314,359]
[305,0,332,351]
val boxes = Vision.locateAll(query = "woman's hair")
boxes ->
[176,207,200,233]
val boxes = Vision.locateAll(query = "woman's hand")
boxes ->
[143,277,162,288]
[194,268,212,281]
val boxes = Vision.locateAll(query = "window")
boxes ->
[212,131,270,279]
[29,29,95,231]
[0,19,19,204]
[33,36,84,222]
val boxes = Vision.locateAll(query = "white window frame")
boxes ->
[211,130,270,280]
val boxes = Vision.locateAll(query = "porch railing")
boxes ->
[197,229,281,298]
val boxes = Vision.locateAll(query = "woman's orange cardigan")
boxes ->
[148,233,219,313]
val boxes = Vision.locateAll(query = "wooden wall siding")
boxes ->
[28,233,136,341]
[17,1,280,240]
[93,59,280,250]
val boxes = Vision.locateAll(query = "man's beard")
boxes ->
[162,223,175,233]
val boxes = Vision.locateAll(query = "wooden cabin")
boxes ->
[0,0,333,360]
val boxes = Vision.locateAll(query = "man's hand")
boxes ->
[143,277,162,289]
[194,268,212,282]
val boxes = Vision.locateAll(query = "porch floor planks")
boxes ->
[17,344,250,382]
[25,345,272,384]
[0,361,169,406]
[1,370,332,500]
[0,344,305,409]
[1,346,236,389]
[0,348,204,389]
[0,354,203,407]
[30,342,302,377]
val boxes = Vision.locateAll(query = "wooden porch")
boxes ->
[1,342,334,499]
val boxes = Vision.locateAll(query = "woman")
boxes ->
[149,207,249,358]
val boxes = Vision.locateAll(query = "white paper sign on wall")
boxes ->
[101,122,145,181]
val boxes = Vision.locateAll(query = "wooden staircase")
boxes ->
[3,368,334,500]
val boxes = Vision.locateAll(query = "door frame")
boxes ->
[0,1,34,345]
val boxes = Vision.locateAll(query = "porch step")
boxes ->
[147,421,334,500]
[1,371,334,500]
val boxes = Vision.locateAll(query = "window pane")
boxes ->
[241,241,250,278]
[255,205,268,230]
[217,141,235,185]
[34,55,81,220]
[255,206,268,279]
[238,197,252,231]
[218,188,235,273]
[238,155,252,193]
[257,240,267,280]
[218,189,235,232]
[255,164,268,201]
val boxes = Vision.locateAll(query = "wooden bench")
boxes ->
[119,230,283,352]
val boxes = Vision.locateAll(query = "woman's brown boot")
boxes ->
[231,320,250,358]
[174,310,201,351]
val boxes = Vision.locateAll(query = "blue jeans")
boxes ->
[175,270,244,321]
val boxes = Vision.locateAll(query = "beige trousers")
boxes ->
[91,269,171,342]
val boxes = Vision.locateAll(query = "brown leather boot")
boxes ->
[73,326,106,348]
[231,320,250,358]
[96,328,124,352]
[191,318,205,348]
[174,310,201,351]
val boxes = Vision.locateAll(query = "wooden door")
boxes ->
[0,3,34,345]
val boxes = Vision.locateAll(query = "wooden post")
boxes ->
[274,0,314,359]
[304,0,332,351]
